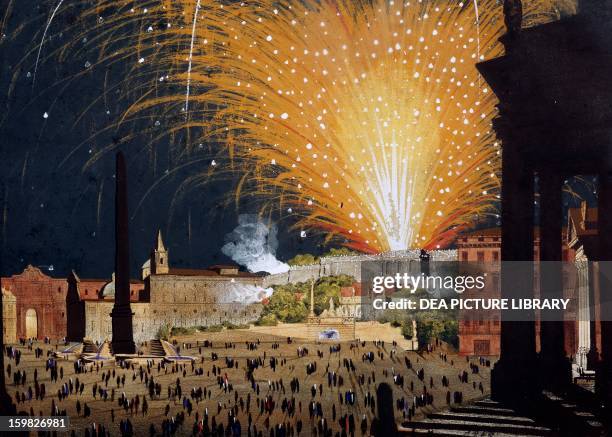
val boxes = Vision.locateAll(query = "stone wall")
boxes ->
[265,249,457,287]
[147,303,263,339]
[149,274,263,304]
[145,274,265,339]
[78,274,267,344]
[83,302,151,345]
[81,300,263,345]
[2,289,17,344]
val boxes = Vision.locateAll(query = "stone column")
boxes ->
[538,170,571,390]
[587,261,601,368]
[309,279,315,316]
[111,152,136,355]
[491,139,538,403]
[596,171,612,405]
[575,258,590,371]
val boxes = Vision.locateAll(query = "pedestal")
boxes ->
[307,316,355,341]
[111,305,135,354]
[491,354,539,404]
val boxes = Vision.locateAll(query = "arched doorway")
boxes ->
[25,308,38,339]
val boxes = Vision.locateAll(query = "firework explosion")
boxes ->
[24,0,568,253]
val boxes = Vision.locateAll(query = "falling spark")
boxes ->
[185,0,202,114]
[33,0,64,85]
[27,0,568,252]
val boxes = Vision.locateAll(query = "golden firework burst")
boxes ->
[26,0,569,252]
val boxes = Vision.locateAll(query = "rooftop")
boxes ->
[163,267,265,278]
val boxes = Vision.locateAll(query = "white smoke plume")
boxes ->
[226,283,274,304]
[222,214,290,274]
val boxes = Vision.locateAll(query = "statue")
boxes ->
[329,297,335,312]
[410,319,419,351]
[309,279,315,316]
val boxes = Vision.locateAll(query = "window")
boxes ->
[477,251,485,262]
[493,251,499,262]
[461,251,468,261]
[478,237,484,242]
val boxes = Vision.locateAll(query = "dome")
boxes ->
[100,273,116,298]
[142,259,150,269]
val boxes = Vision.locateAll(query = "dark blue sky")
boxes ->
[0,2,595,280]
[0,2,325,279]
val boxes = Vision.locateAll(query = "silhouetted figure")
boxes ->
[419,249,430,276]
[370,383,397,436]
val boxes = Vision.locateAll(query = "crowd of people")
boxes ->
[4,334,491,436]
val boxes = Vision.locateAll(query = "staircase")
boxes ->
[400,399,553,436]
[537,391,604,435]
[82,339,98,354]
[149,339,166,357]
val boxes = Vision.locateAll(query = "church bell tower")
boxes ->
[152,230,169,275]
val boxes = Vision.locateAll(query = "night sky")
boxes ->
[0,2,322,280]
[0,2,595,280]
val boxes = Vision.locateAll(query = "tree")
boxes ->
[287,253,318,266]
[323,247,359,257]
[261,289,308,323]
[401,320,414,339]
[439,320,459,348]
[256,314,279,326]
[286,247,360,266]
[303,275,354,315]
[414,311,458,349]
[413,312,439,346]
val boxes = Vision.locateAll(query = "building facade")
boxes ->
[339,283,363,318]
[456,227,578,357]
[1,265,68,340]
[66,231,266,344]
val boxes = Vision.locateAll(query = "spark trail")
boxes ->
[25,0,569,252]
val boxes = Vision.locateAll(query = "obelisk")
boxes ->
[111,151,136,354]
